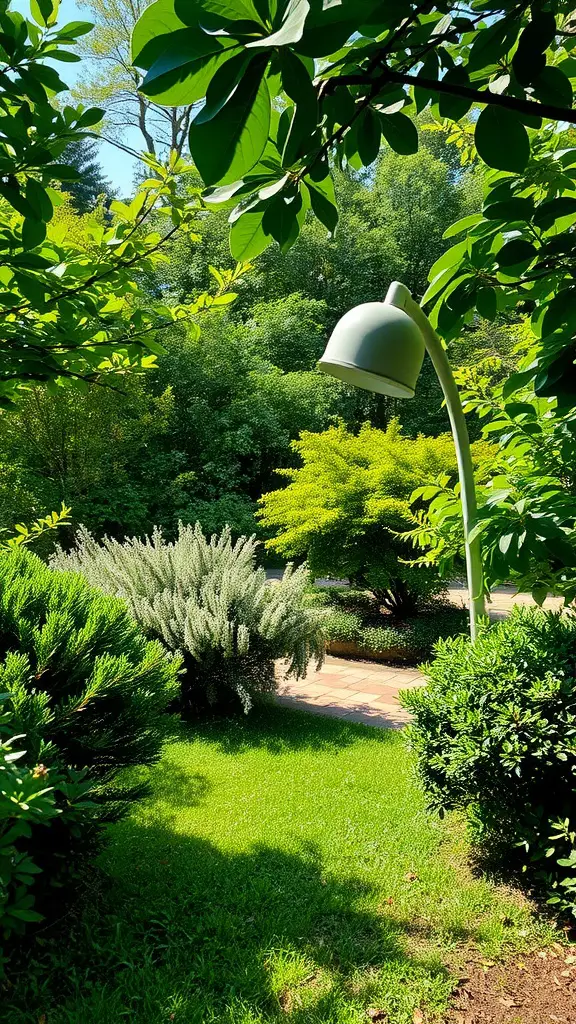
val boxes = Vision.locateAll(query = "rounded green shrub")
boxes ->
[402,609,576,915]
[0,549,180,938]
[322,609,362,643]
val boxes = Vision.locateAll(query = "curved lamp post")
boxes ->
[319,280,485,641]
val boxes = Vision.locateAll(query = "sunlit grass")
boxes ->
[11,705,552,1024]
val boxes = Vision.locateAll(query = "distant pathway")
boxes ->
[276,582,562,728]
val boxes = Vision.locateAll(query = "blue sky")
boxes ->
[16,0,142,194]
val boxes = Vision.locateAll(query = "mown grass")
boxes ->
[7,705,553,1024]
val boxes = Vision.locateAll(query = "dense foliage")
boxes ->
[409,322,576,603]
[0,89,505,545]
[259,420,488,616]
[0,0,236,404]
[52,524,324,713]
[0,548,179,940]
[132,0,575,278]
[403,609,576,916]
[129,0,576,609]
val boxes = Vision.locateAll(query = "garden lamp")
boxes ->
[319,281,485,640]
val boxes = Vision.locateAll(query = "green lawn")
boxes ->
[11,706,552,1024]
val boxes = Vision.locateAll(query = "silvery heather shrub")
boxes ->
[52,524,324,713]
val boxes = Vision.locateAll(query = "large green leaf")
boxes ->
[512,12,556,86]
[476,286,497,320]
[305,171,338,233]
[279,50,318,166]
[496,238,537,268]
[467,18,519,72]
[357,107,381,166]
[26,178,52,221]
[30,0,59,28]
[379,111,418,155]
[438,66,472,121]
[483,197,534,222]
[194,52,253,123]
[414,51,438,113]
[262,192,302,250]
[532,66,573,108]
[132,0,189,65]
[427,239,469,282]
[189,59,271,186]
[138,29,239,105]
[294,0,366,57]
[443,213,483,239]
[247,0,310,47]
[192,0,263,34]
[474,106,529,173]
[229,201,272,259]
[542,288,576,335]
[198,0,261,17]
[534,197,576,230]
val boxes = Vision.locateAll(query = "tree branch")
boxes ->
[0,223,182,321]
[331,67,576,125]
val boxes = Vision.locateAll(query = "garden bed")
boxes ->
[307,586,469,665]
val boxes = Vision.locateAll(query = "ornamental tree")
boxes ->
[258,420,489,617]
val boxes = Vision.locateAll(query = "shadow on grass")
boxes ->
[9,820,456,1024]
[152,758,212,807]
[179,700,398,756]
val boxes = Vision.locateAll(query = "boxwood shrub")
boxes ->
[402,609,576,916]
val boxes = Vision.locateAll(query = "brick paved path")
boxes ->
[277,656,421,729]
[276,584,563,728]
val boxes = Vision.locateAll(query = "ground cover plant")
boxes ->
[308,586,468,663]
[0,548,179,943]
[403,608,576,918]
[52,524,324,714]
[4,705,553,1024]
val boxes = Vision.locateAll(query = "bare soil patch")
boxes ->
[448,947,576,1023]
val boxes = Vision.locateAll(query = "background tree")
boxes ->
[61,138,113,212]
[147,313,349,535]
[76,0,193,156]
[0,377,175,542]
[153,142,486,439]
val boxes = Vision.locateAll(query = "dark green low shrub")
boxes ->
[314,586,468,662]
[0,550,179,941]
[322,609,363,643]
[402,609,576,916]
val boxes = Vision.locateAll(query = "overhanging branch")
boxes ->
[331,67,576,126]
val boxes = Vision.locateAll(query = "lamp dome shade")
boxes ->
[319,302,425,398]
